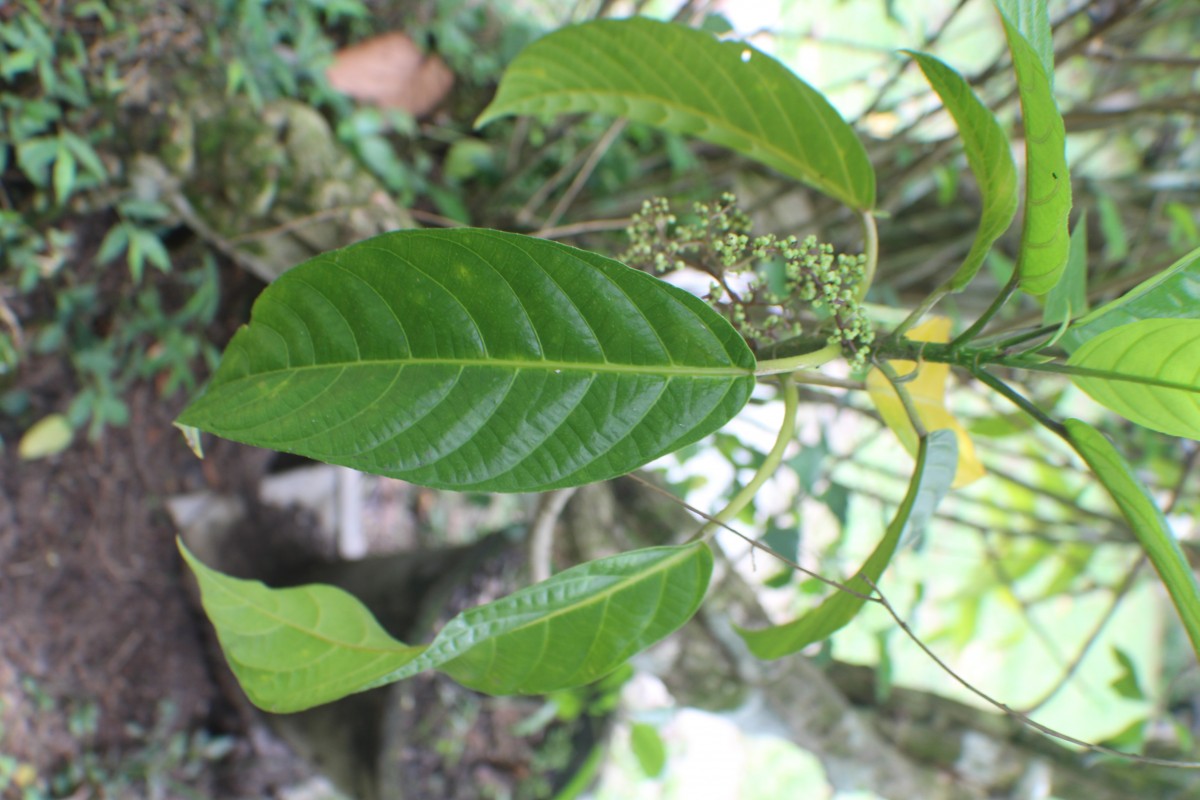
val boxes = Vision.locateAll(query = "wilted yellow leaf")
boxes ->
[866,317,984,488]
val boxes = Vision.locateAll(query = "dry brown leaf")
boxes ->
[326,32,454,117]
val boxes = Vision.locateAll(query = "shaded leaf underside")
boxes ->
[477,17,875,210]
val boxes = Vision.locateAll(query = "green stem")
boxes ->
[971,368,1068,439]
[976,322,1061,351]
[890,285,948,341]
[755,343,842,376]
[949,273,1019,350]
[695,374,798,541]
[855,210,879,303]
[999,359,1200,393]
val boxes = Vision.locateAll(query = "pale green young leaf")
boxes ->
[179,541,426,713]
[998,9,1072,295]
[476,17,875,210]
[181,540,711,712]
[1043,210,1088,327]
[1062,245,1200,351]
[178,229,755,492]
[1065,419,1200,662]
[1068,318,1200,440]
[736,430,956,659]
[904,51,1017,291]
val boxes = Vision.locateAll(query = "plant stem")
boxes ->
[695,374,798,541]
[1000,359,1200,393]
[890,285,948,341]
[971,368,1069,439]
[949,273,1019,349]
[855,210,879,303]
[755,343,842,375]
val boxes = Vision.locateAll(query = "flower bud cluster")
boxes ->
[622,195,874,368]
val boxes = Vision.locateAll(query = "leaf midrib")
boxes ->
[429,545,702,662]
[218,355,755,383]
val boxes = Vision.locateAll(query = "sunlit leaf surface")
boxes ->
[1068,318,1200,440]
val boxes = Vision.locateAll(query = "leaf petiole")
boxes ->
[695,373,798,541]
[755,343,842,375]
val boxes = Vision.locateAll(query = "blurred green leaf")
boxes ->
[1110,646,1145,700]
[1066,419,1200,663]
[629,722,667,778]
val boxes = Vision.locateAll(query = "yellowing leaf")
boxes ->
[18,413,74,460]
[866,318,984,487]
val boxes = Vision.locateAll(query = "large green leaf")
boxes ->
[1062,245,1200,351]
[1067,318,1200,440]
[998,6,1072,295]
[905,51,1018,291]
[476,17,875,211]
[181,540,713,713]
[178,229,755,492]
[736,430,957,659]
[1065,419,1200,661]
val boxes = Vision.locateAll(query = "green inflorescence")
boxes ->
[622,194,874,368]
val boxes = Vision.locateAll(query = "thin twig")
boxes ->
[865,576,1200,769]
[626,473,873,601]
[540,118,630,232]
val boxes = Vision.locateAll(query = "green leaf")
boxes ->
[434,543,713,695]
[52,140,76,205]
[995,0,1054,81]
[476,17,875,211]
[1109,646,1145,701]
[1067,318,1200,440]
[905,51,1017,291]
[179,229,754,492]
[630,722,667,778]
[180,539,712,712]
[998,7,1072,295]
[1065,419,1200,662]
[1062,245,1200,351]
[1043,209,1088,327]
[736,430,957,659]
